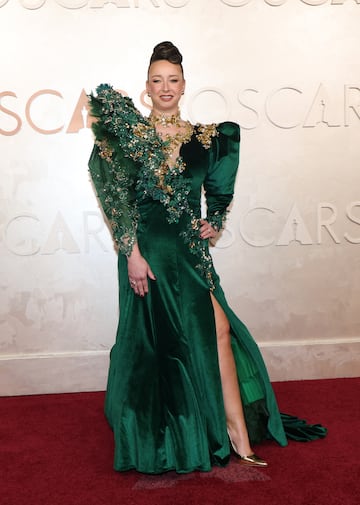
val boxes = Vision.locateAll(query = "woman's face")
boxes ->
[146,60,185,115]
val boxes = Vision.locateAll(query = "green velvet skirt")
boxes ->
[104,200,325,474]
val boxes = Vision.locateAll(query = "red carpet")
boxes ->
[1,378,359,505]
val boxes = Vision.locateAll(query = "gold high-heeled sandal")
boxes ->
[227,431,268,467]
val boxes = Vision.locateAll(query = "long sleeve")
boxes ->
[88,142,139,256]
[204,121,240,230]
[87,83,169,255]
[87,85,143,256]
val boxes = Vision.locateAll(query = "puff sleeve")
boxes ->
[204,121,240,231]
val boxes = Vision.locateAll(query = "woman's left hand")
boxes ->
[199,219,217,240]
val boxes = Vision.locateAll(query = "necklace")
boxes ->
[148,109,193,188]
[149,110,181,128]
[148,111,193,160]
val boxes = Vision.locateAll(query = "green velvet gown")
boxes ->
[88,85,326,474]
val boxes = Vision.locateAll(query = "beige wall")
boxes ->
[1,0,359,395]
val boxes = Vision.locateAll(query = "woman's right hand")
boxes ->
[127,244,156,297]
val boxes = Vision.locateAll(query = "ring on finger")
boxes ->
[130,280,136,286]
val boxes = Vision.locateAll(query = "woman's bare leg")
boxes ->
[210,293,253,456]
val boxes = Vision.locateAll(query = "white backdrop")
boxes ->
[1,0,360,395]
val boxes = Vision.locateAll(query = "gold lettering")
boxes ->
[26,90,64,134]
[66,89,93,133]
[66,88,127,133]
[140,89,152,111]
[0,91,22,136]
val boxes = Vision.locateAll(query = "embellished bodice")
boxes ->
[88,84,240,289]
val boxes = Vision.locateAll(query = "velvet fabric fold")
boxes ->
[89,115,327,474]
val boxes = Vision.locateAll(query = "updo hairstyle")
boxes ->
[148,41,184,76]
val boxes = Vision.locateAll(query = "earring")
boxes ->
[147,93,151,97]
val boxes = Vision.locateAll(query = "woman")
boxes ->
[88,42,326,474]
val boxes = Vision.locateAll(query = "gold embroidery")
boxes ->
[95,139,114,163]
[195,123,218,149]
